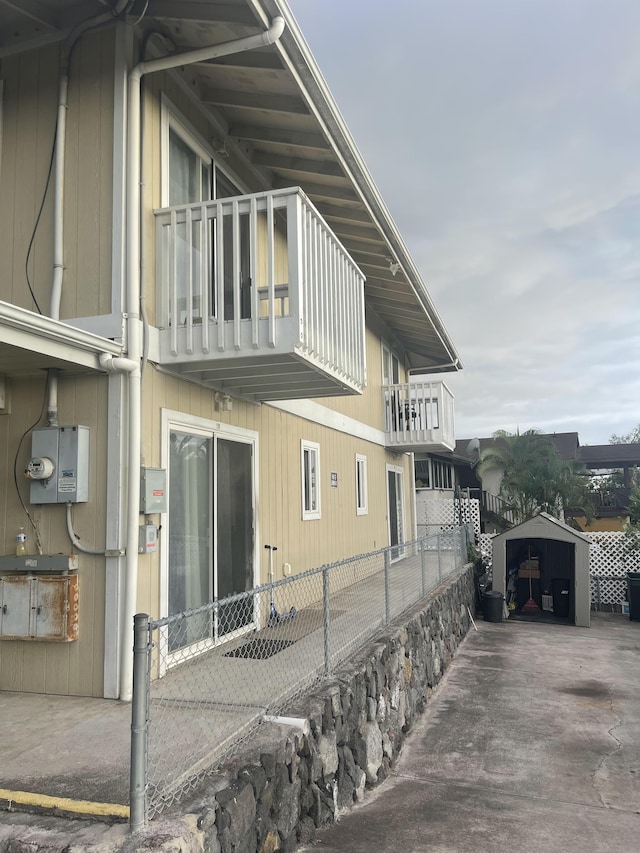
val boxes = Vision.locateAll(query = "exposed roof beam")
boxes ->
[146,1,257,26]
[0,0,59,28]
[230,123,330,151]
[274,179,359,204]
[331,221,384,243]
[366,283,420,303]
[198,50,283,71]
[342,240,390,261]
[200,86,309,116]
[253,151,345,178]
[314,202,372,224]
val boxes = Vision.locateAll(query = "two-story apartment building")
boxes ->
[0,0,460,701]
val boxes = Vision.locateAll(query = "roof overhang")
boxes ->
[0,301,123,377]
[0,0,461,375]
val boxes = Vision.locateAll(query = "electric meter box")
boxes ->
[29,425,90,504]
[140,467,167,514]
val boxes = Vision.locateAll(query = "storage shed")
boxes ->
[492,513,591,627]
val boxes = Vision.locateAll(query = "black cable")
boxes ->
[12,374,50,552]
[24,119,57,315]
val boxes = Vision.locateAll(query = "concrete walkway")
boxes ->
[1,611,639,852]
[299,612,640,853]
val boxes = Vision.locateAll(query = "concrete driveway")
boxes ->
[299,612,640,853]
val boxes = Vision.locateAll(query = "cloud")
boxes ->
[291,0,640,444]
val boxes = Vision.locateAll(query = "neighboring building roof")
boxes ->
[548,432,580,460]
[455,432,640,471]
[0,0,461,375]
[578,444,640,469]
[492,511,592,543]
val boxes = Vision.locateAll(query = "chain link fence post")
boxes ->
[323,565,331,676]
[437,533,442,584]
[130,613,151,832]
[384,548,391,625]
[421,538,427,598]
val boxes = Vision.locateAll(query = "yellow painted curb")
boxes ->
[0,788,129,819]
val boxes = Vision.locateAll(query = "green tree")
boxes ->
[478,429,590,526]
[610,423,640,444]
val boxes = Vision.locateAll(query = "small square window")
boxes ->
[355,454,368,515]
[301,440,321,520]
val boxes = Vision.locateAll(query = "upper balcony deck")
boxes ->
[154,187,366,401]
[383,380,455,452]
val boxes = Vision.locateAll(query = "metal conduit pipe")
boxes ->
[47,0,132,425]
[119,16,286,701]
[66,502,106,556]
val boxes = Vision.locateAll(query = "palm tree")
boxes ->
[478,429,589,525]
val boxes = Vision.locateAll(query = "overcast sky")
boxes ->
[290,0,640,446]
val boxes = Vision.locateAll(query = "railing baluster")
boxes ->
[201,203,209,354]
[267,194,276,347]
[250,196,259,348]
[232,198,241,350]
[216,202,225,351]
[186,206,193,355]
[170,208,178,356]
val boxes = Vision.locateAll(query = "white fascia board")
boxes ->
[0,300,122,369]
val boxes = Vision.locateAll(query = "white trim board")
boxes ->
[268,399,386,447]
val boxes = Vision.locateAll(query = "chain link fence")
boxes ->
[130,528,468,828]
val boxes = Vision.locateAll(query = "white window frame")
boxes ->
[432,459,453,491]
[159,409,260,673]
[381,340,401,386]
[160,94,249,207]
[386,463,406,560]
[355,453,368,515]
[301,439,321,520]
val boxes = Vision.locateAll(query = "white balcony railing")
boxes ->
[384,380,455,452]
[154,187,366,400]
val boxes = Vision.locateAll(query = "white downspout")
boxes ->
[118,16,286,701]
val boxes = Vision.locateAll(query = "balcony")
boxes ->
[384,381,455,452]
[154,188,366,401]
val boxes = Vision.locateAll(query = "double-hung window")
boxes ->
[301,440,321,520]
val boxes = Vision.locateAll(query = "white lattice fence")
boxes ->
[587,532,640,607]
[478,533,494,564]
[477,530,639,607]
[416,494,481,536]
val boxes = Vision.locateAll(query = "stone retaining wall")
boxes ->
[170,565,475,853]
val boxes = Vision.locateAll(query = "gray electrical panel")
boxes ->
[28,426,90,504]
[140,468,167,513]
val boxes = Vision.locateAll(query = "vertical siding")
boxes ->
[0,46,58,312]
[0,376,109,697]
[63,30,115,319]
[139,365,414,625]
[0,30,115,319]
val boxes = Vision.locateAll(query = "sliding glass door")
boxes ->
[167,422,256,656]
